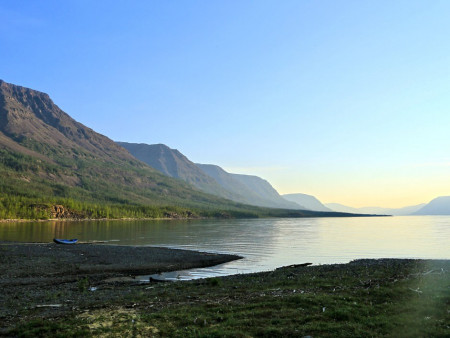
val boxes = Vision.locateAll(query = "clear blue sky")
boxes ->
[1,0,449,207]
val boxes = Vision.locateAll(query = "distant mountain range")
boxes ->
[325,203,426,216]
[282,195,425,216]
[282,192,450,216]
[326,198,450,216]
[113,142,450,216]
[413,196,450,215]
[119,142,302,210]
[116,142,239,201]
[282,193,332,212]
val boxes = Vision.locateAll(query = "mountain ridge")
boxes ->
[414,196,450,215]
[0,80,131,162]
[116,141,302,209]
[116,142,241,200]
[325,203,426,216]
[196,163,301,209]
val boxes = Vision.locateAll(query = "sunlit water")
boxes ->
[1,216,449,280]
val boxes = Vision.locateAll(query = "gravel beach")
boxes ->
[0,241,241,280]
[0,241,241,329]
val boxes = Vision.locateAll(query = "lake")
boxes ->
[1,216,449,280]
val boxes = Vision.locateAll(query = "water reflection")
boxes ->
[1,216,449,279]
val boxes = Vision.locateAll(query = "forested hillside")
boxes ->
[0,80,349,220]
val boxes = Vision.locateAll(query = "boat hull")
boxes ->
[53,238,78,245]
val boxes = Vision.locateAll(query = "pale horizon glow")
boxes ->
[1,0,449,209]
[224,164,447,209]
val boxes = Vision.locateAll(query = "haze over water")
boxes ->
[1,216,448,279]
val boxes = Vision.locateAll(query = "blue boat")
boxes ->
[53,238,78,245]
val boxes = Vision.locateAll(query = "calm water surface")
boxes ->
[1,216,448,280]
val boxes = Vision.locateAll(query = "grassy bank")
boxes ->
[3,258,449,337]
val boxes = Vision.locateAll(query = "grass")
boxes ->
[8,259,449,337]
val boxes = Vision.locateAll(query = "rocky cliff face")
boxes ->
[49,205,84,219]
[0,80,132,161]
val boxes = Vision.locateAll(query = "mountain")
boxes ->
[282,193,331,212]
[116,142,240,200]
[116,141,303,209]
[414,196,450,215]
[325,203,426,216]
[0,80,365,220]
[0,80,252,219]
[232,174,301,207]
[196,164,301,209]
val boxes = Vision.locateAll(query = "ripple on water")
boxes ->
[1,216,449,280]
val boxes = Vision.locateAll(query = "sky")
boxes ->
[1,0,449,208]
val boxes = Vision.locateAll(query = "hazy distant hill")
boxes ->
[0,79,254,218]
[196,164,301,209]
[116,142,239,200]
[232,173,305,209]
[325,203,426,216]
[414,196,450,215]
[283,193,331,212]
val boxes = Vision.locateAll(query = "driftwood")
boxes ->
[408,287,423,294]
[36,304,63,308]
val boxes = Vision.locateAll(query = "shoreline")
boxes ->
[0,212,391,223]
[1,249,448,336]
[0,241,242,330]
